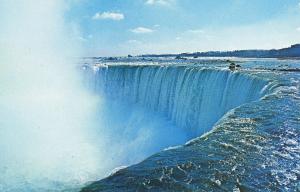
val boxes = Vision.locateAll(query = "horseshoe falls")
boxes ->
[1,56,300,191]
[1,0,300,191]
[89,66,268,138]
[81,58,300,192]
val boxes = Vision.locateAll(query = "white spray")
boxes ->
[0,1,188,191]
[0,0,106,191]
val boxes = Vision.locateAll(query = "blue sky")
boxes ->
[66,0,300,56]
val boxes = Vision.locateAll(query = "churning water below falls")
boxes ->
[3,58,300,191]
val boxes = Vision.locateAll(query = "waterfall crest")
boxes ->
[90,65,269,137]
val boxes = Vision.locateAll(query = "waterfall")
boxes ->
[89,65,269,138]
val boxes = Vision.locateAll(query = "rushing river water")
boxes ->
[82,57,300,192]
[1,57,299,191]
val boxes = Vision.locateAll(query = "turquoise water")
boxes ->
[1,57,299,191]
[82,58,300,191]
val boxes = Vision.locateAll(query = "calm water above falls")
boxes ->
[82,58,300,192]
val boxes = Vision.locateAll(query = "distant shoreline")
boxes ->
[139,44,300,59]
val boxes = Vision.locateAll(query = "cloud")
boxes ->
[145,0,174,6]
[77,34,93,42]
[92,11,124,20]
[131,27,154,34]
[297,27,300,31]
[186,29,205,34]
[127,39,142,44]
[77,36,87,42]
